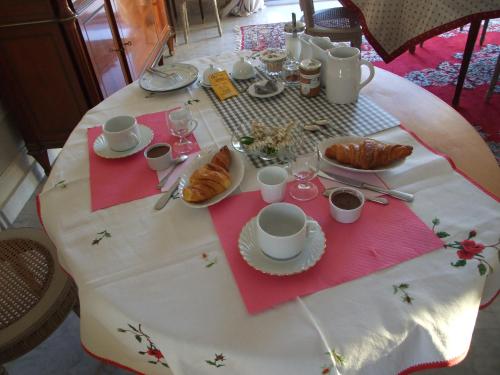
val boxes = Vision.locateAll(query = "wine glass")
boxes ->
[288,149,320,201]
[168,106,198,155]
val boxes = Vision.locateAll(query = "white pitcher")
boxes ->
[309,36,335,87]
[326,46,375,104]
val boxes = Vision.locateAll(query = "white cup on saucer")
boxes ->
[328,187,365,223]
[257,166,288,203]
[256,203,314,260]
[144,143,174,171]
[103,116,140,152]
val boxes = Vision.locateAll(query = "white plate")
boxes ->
[238,216,326,276]
[247,80,285,98]
[318,136,407,173]
[179,148,245,208]
[93,124,154,159]
[139,64,199,92]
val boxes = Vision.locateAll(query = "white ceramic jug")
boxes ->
[309,36,335,87]
[326,46,375,104]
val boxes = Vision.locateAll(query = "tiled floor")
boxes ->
[4,2,499,374]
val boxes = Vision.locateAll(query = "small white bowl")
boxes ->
[328,187,365,224]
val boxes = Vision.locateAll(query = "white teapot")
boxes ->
[325,46,375,104]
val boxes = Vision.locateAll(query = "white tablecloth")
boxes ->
[39,52,499,375]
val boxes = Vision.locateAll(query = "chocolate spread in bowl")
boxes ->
[331,192,361,210]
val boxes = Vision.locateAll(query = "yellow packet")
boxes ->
[209,71,239,101]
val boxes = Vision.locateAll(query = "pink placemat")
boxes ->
[208,180,444,314]
[87,110,199,211]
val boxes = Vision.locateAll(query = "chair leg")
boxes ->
[420,41,424,48]
[409,45,416,54]
[479,19,489,46]
[212,0,223,37]
[199,0,205,23]
[351,33,362,49]
[485,52,500,102]
[181,0,189,44]
[453,20,481,107]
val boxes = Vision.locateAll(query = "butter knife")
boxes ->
[154,177,181,210]
[317,170,414,202]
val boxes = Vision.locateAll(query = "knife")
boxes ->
[154,177,181,210]
[317,170,414,202]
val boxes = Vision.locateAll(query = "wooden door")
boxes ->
[78,0,129,98]
[109,0,160,80]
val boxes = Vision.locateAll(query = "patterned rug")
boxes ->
[237,22,500,163]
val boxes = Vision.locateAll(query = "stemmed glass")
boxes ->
[168,106,198,156]
[288,149,320,201]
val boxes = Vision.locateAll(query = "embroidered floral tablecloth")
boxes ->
[38,52,499,375]
[340,0,500,61]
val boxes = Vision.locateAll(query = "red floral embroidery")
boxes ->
[147,348,164,360]
[206,353,226,368]
[118,324,169,368]
[460,240,485,255]
[432,218,499,276]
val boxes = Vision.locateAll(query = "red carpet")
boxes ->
[238,22,500,162]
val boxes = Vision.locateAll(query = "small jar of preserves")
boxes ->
[299,59,321,97]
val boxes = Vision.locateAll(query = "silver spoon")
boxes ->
[322,190,389,205]
[156,155,189,190]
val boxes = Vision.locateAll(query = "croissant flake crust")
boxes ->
[325,139,413,170]
[182,146,232,203]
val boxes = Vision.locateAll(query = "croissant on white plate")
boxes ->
[182,146,232,203]
[325,139,413,169]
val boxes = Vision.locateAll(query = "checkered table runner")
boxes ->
[203,73,400,168]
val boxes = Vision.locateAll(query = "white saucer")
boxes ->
[93,124,154,159]
[247,80,285,99]
[238,216,326,276]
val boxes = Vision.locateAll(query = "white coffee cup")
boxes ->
[257,166,288,203]
[256,203,314,260]
[103,116,140,152]
[144,143,174,171]
[328,187,365,223]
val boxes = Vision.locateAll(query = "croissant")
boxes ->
[182,147,232,203]
[325,139,412,169]
[210,145,231,170]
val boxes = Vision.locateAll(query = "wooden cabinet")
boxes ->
[0,0,175,173]
[78,0,130,97]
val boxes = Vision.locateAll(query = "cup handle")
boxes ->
[305,220,317,238]
[188,119,198,133]
[359,59,375,90]
[130,132,140,147]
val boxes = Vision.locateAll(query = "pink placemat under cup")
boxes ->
[87,110,199,211]
[208,180,444,314]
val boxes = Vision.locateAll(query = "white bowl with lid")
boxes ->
[232,57,256,80]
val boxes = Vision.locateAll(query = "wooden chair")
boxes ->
[179,0,222,44]
[0,228,77,374]
[299,1,362,48]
